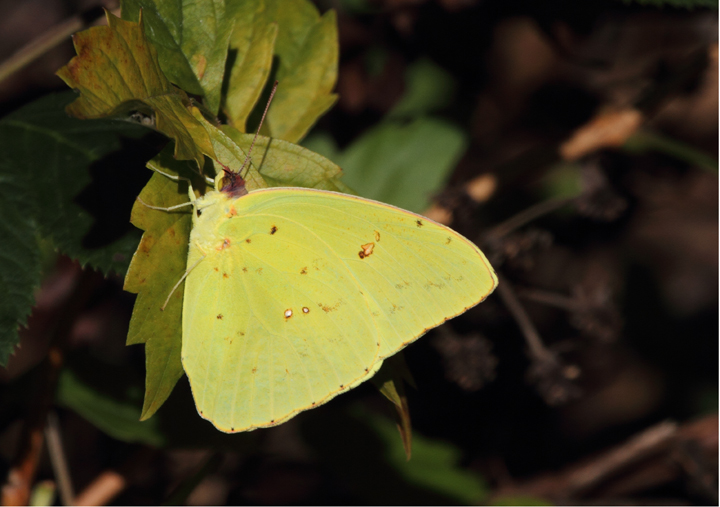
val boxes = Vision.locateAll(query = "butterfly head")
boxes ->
[216,164,248,198]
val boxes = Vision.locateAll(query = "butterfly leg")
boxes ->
[161,254,207,310]
[135,196,194,212]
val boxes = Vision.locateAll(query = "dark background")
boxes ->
[0,0,716,504]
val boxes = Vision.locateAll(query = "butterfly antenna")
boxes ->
[238,81,278,178]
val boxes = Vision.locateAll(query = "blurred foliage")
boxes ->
[304,58,467,212]
[0,93,147,365]
[304,118,466,212]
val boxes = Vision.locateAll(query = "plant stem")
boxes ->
[0,2,119,86]
[486,198,572,239]
[496,275,553,363]
[45,412,74,505]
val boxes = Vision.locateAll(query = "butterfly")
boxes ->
[143,85,498,432]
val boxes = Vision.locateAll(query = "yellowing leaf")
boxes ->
[223,0,278,130]
[126,122,350,418]
[263,0,338,142]
[56,12,214,168]
[124,150,194,419]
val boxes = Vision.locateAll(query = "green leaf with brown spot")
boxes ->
[121,0,237,114]
[56,12,214,168]
[222,0,278,130]
[263,0,338,142]
[124,149,195,420]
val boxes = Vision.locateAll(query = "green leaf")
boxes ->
[301,405,489,504]
[56,354,258,450]
[223,0,278,130]
[57,366,166,446]
[124,151,194,420]
[0,172,40,367]
[371,354,416,460]
[388,58,456,120]
[540,162,583,201]
[220,125,347,190]
[122,0,237,113]
[305,118,468,213]
[624,129,719,173]
[263,0,339,142]
[56,12,215,168]
[0,92,148,365]
[192,111,267,191]
[367,410,488,505]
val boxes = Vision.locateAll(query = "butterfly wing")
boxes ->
[182,188,497,432]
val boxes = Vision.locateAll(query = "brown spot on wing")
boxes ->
[300,267,307,275]
[270,225,277,234]
[358,242,375,259]
[416,219,424,227]
[217,314,223,319]
[245,238,251,243]
[223,272,229,278]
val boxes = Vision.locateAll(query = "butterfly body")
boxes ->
[182,187,497,432]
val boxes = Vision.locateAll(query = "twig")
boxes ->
[73,471,126,507]
[0,1,118,86]
[565,420,678,496]
[492,420,681,502]
[516,287,581,312]
[495,275,553,363]
[73,447,156,506]
[44,412,74,505]
[485,198,572,240]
